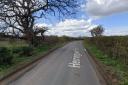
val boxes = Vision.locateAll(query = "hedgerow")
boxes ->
[86,36,128,65]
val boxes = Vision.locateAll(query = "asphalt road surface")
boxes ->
[9,41,105,85]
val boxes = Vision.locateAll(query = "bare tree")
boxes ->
[0,0,78,46]
[30,26,48,46]
[90,25,104,37]
[33,26,48,40]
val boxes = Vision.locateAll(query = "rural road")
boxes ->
[9,41,105,85]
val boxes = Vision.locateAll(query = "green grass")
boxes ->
[0,40,28,48]
[0,42,61,78]
[84,40,128,85]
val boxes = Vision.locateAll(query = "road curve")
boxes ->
[9,41,105,85]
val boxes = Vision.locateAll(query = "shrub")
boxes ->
[12,47,22,53]
[20,46,33,56]
[0,47,13,65]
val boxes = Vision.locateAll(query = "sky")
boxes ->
[37,0,128,37]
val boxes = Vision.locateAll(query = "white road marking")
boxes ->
[68,48,81,69]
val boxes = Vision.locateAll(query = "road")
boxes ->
[9,41,105,85]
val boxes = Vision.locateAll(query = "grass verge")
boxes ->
[83,40,128,85]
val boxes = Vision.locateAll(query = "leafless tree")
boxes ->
[0,0,78,46]
[34,26,48,40]
[90,25,104,37]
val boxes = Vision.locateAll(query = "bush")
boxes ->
[20,46,33,56]
[0,47,13,65]
[12,47,22,53]
[12,46,34,56]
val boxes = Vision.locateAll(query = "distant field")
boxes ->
[0,40,28,47]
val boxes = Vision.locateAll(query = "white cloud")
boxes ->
[35,23,52,28]
[27,20,128,37]
[44,19,97,37]
[85,0,128,18]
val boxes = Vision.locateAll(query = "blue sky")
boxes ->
[37,0,128,37]
[93,12,128,35]
[93,12,128,29]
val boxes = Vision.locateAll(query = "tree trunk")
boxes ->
[24,29,35,47]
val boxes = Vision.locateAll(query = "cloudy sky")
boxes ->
[37,0,128,37]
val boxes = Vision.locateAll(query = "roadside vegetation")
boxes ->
[84,37,128,85]
[0,36,76,78]
[0,39,52,78]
